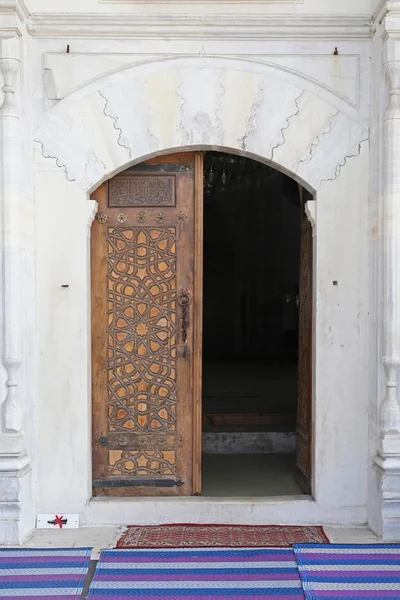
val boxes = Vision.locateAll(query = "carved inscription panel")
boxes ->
[109,174,175,207]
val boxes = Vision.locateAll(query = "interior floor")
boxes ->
[202,453,303,497]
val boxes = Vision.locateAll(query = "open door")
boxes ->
[295,201,313,494]
[91,152,203,496]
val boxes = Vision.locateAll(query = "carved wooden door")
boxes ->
[91,152,203,496]
[296,206,313,494]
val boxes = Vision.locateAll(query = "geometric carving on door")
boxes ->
[108,450,177,477]
[106,227,178,444]
[92,151,200,496]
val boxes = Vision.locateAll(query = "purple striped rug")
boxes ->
[0,548,91,600]
[293,543,400,599]
[87,547,305,598]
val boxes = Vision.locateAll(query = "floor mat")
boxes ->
[293,543,400,599]
[0,547,91,600]
[116,524,329,548]
[87,547,305,599]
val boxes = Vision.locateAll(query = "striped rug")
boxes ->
[87,547,305,598]
[0,548,91,600]
[293,543,400,599]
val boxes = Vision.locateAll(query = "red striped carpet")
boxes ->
[116,524,329,549]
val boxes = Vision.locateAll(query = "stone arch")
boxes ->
[35,60,368,195]
[33,57,370,524]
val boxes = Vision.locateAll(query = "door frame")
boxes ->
[192,156,314,498]
[89,149,314,498]
[192,151,204,495]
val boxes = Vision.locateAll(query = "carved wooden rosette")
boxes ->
[91,154,198,496]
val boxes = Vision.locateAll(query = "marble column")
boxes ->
[0,39,23,434]
[379,61,400,451]
[0,35,32,544]
[373,57,400,540]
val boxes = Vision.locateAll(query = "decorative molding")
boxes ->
[0,0,30,37]
[99,0,303,3]
[372,0,388,29]
[373,0,400,28]
[385,62,400,119]
[0,432,25,456]
[0,31,32,546]
[378,49,400,460]
[27,13,371,40]
[3,356,23,432]
[387,0,400,13]
[86,199,98,237]
[0,0,30,21]
[305,200,316,234]
[379,62,400,447]
[0,57,19,116]
[0,37,23,435]
[381,357,400,434]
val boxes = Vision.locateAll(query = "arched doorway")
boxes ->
[90,150,313,498]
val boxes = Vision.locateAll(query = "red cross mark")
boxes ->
[54,515,64,528]
[47,515,67,528]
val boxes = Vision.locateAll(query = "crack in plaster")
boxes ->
[321,135,369,184]
[239,81,264,151]
[146,124,160,154]
[212,70,224,145]
[178,72,190,146]
[270,90,305,163]
[98,90,132,158]
[34,140,75,182]
[84,151,107,181]
[215,70,226,146]
[295,109,340,173]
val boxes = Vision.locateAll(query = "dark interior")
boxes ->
[201,151,303,496]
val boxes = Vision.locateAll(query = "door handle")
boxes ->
[178,289,191,358]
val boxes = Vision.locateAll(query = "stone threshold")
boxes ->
[84,496,367,529]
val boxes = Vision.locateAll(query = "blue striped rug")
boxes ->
[293,543,400,599]
[87,547,305,598]
[0,548,91,600]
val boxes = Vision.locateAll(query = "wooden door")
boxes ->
[295,204,313,494]
[91,152,203,496]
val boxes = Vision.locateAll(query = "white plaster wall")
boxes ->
[35,166,91,513]
[32,45,370,524]
[314,146,369,509]
[25,0,374,17]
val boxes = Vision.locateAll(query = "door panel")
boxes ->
[296,205,313,494]
[91,153,200,496]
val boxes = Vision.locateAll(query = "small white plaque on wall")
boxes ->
[37,514,79,529]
